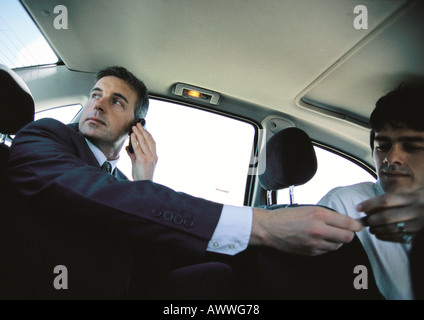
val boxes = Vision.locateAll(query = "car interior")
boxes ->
[1,0,423,300]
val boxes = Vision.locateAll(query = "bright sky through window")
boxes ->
[0,0,58,69]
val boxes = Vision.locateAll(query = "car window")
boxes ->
[277,146,376,205]
[32,100,256,206]
[0,0,58,68]
[118,99,256,206]
[35,105,82,124]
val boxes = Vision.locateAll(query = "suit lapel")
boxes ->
[67,122,102,169]
[67,122,129,181]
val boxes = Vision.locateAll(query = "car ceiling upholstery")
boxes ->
[18,0,424,169]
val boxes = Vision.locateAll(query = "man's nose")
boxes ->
[94,98,106,113]
[384,144,403,165]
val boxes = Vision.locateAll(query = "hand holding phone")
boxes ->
[126,118,158,181]
[128,118,146,153]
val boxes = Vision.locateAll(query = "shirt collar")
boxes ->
[85,138,119,173]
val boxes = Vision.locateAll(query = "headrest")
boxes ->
[0,64,35,134]
[259,127,317,191]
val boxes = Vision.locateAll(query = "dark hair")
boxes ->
[95,66,149,119]
[370,82,424,150]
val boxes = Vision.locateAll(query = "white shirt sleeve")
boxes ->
[207,205,253,256]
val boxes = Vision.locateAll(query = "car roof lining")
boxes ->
[22,0,410,107]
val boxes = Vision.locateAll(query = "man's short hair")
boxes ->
[95,66,149,119]
[370,82,424,150]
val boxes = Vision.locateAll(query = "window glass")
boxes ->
[277,146,376,205]
[0,0,58,68]
[35,105,82,124]
[118,100,256,206]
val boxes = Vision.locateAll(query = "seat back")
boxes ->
[0,64,35,190]
[258,127,317,208]
[0,144,9,190]
[0,65,34,135]
[0,64,35,298]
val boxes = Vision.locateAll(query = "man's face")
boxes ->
[373,124,424,193]
[79,76,137,150]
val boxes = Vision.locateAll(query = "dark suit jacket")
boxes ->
[6,118,223,299]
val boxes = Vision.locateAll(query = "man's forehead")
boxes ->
[93,76,136,96]
[375,124,424,139]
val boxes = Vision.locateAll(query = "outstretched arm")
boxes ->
[250,206,362,256]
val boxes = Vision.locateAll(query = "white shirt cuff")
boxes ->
[207,205,253,256]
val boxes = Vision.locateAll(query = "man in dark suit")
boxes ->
[7,66,362,299]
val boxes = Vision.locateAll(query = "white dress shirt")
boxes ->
[85,138,119,174]
[318,181,413,300]
[85,138,253,256]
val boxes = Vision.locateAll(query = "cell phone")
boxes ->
[128,118,146,153]
[357,216,369,227]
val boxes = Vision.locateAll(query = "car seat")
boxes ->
[258,127,317,208]
[0,64,35,298]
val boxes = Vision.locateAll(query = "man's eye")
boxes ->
[91,93,100,98]
[375,145,389,152]
[113,99,123,106]
[404,144,424,152]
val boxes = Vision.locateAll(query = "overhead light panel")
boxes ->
[186,90,202,98]
[172,83,220,105]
